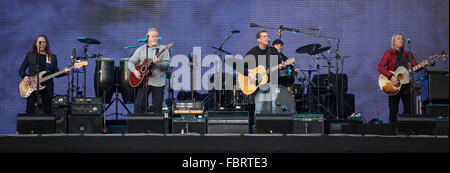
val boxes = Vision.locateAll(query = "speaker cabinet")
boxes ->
[398,114,436,135]
[207,111,249,134]
[127,113,168,133]
[68,114,104,134]
[293,114,324,134]
[172,117,206,134]
[255,114,293,134]
[17,113,55,134]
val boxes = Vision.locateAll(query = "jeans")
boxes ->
[254,84,278,114]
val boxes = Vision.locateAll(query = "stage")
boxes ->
[0,134,447,153]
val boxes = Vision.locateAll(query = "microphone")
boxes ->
[279,26,299,33]
[231,30,240,34]
[309,27,320,31]
[407,39,411,44]
[124,46,138,49]
[71,48,76,59]
[250,23,258,27]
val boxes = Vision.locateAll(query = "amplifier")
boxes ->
[72,104,103,115]
[52,95,69,107]
[207,111,249,134]
[172,117,206,134]
[173,100,203,115]
[327,119,363,134]
[436,117,448,135]
[68,114,104,134]
[72,97,103,105]
[17,113,56,134]
[293,114,324,134]
[426,104,448,117]
[127,113,168,133]
[255,114,293,134]
[398,114,436,135]
[426,68,449,103]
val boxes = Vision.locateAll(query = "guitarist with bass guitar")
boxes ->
[127,28,171,115]
[18,35,71,114]
[377,33,428,123]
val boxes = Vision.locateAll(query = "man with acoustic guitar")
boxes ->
[244,30,287,114]
[18,35,70,114]
[128,28,170,115]
[378,33,428,123]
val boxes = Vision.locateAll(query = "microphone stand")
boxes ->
[213,31,236,110]
[36,42,41,113]
[145,36,149,114]
[407,42,415,115]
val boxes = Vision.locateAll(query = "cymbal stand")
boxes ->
[314,55,321,113]
[81,43,90,97]
[293,64,308,113]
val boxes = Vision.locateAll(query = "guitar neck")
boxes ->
[40,67,71,83]
[412,62,424,72]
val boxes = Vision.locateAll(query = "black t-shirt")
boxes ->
[395,49,410,69]
[244,45,280,75]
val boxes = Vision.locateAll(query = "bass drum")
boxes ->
[120,58,136,104]
[274,85,294,114]
[94,58,115,103]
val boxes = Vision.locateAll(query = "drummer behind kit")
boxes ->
[378,54,442,96]
[18,61,88,98]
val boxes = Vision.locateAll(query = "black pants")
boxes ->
[26,87,52,114]
[388,84,414,123]
[134,85,164,115]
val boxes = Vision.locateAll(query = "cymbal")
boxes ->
[296,44,321,54]
[211,46,232,55]
[300,69,318,72]
[309,46,331,55]
[77,37,101,44]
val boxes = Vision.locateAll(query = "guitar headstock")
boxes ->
[165,42,175,49]
[284,58,296,65]
[73,61,88,69]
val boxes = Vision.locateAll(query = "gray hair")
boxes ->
[147,27,158,34]
[391,33,404,50]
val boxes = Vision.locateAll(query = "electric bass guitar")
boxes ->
[18,61,88,98]
[238,58,296,95]
[129,42,174,87]
[378,54,442,95]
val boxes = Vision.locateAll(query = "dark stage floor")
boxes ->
[0,134,447,153]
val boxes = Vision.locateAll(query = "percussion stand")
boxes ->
[104,81,131,120]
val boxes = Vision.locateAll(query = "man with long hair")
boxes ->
[19,35,70,113]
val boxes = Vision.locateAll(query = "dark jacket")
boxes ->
[19,52,66,96]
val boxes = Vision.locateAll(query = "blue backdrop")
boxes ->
[0,0,448,134]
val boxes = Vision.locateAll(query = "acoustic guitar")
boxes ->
[378,54,442,95]
[237,58,296,95]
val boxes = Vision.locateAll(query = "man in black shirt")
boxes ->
[272,39,295,88]
[19,35,70,113]
[244,30,282,114]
